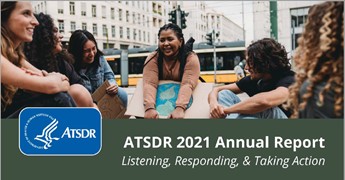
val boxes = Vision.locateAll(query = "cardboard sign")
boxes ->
[92,80,126,119]
[125,79,213,118]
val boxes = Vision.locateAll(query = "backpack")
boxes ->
[143,37,205,82]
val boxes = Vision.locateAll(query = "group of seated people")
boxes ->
[1,2,127,118]
[1,1,343,119]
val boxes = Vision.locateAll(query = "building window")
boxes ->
[132,12,136,24]
[133,29,137,40]
[81,2,86,16]
[290,7,309,50]
[137,13,140,25]
[70,21,76,32]
[82,22,87,30]
[138,30,141,41]
[111,25,115,37]
[93,23,97,36]
[120,26,123,38]
[69,2,75,15]
[143,31,146,42]
[148,33,150,43]
[120,44,129,50]
[92,5,96,17]
[58,20,64,33]
[103,25,108,37]
[102,6,106,19]
[126,11,129,22]
[291,7,309,28]
[103,43,114,49]
[119,9,122,21]
[126,28,130,39]
[111,8,115,20]
[147,17,149,27]
[58,2,64,14]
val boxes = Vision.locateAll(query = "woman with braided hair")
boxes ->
[143,23,200,119]
[287,1,343,118]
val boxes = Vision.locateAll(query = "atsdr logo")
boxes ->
[30,116,60,150]
[19,108,101,156]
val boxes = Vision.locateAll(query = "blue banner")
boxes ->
[19,108,102,156]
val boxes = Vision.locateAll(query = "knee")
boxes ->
[217,90,241,106]
[117,88,128,107]
[68,84,93,107]
[53,92,76,107]
[117,88,127,100]
[218,90,235,99]
[264,107,288,119]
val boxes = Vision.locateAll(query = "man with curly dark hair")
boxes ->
[208,38,295,119]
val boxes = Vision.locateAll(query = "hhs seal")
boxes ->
[19,108,101,156]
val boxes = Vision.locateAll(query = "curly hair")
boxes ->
[24,13,74,72]
[24,13,57,72]
[246,38,291,78]
[287,2,343,118]
[1,2,24,111]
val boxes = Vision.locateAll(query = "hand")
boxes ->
[106,84,118,96]
[46,73,70,92]
[209,103,226,118]
[46,72,69,82]
[144,109,159,119]
[168,107,185,119]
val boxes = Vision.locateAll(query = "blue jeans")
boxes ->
[117,87,128,108]
[217,90,287,119]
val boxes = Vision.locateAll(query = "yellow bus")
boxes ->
[104,41,246,86]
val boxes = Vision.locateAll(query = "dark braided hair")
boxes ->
[157,23,186,81]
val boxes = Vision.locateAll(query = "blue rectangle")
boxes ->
[19,108,102,156]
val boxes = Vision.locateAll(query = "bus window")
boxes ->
[107,60,121,74]
[128,57,145,74]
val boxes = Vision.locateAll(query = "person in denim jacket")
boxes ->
[68,30,127,107]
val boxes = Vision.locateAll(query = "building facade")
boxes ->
[252,1,325,54]
[32,1,245,50]
[179,1,244,43]
[32,1,174,50]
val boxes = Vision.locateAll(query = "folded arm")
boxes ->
[1,55,70,94]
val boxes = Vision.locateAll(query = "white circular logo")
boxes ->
[24,113,60,150]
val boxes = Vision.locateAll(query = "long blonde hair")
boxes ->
[1,2,25,111]
[287,2,344,118]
